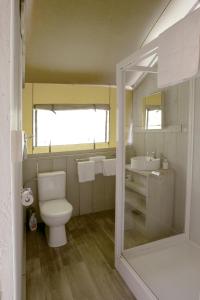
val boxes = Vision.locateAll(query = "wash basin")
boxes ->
[130,156,160,171]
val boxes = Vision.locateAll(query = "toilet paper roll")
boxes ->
[21,188,34,207]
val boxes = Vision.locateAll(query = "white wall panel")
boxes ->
[190,77,200,244]
[132,75,189,233]
[0,0,23,299]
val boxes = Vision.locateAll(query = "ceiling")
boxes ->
[25,0,171,85]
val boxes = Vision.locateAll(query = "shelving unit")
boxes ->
[132,210,146,231]
[125,165,174,238]
[125,179,146,196]
[125,189,146,214]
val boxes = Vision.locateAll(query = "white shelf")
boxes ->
[125,179,146,196]
[125,189,146,214]
[132,211,146,231]
[126,164,151,177]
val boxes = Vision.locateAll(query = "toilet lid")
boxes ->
[40,199,73,217]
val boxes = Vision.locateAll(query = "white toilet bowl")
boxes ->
[39,198,73,247]
[37,171,73,247]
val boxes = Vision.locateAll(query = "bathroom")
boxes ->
[23,44,188,300]
[2,1,200,300]
[22,2,198,300]
[23,72,189,299]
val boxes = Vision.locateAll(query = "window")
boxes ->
[33,105,109,147]
[145,108,162,129]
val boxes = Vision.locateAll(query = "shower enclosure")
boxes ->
[115,5,200,300]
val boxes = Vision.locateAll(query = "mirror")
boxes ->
[123,72,188,251]
[143,92,164,130]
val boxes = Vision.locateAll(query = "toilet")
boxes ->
[37,171,73,247]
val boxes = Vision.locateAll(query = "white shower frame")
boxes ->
[115,35,196,300]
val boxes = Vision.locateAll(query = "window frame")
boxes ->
[33,104,110,149]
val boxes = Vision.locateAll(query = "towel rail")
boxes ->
[75,155,116,163]
[75,158,90,163]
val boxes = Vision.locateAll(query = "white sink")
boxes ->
[130,156,160,171]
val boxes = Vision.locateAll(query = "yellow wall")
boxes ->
[22,83,33,154]
[22,83,132,154]
[144,92,162,106]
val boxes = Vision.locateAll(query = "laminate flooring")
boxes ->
[26,210,136,300]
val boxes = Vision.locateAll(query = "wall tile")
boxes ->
[105,176,115,210]
[177,81,189,126]
[79,182,93,215]
[93,175,105,212]
[133,133,145,156]
[37,158,53,173]
[145,132,156,155]
[66,156,80,216]
[52,157,67,172]
[164,85,178,126]
[190,77,200,244]
[23,159,37,183]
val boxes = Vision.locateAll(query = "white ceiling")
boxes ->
[25,0,171,85]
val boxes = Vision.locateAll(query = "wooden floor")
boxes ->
[26,210,136,300]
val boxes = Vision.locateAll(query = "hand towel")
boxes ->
[89,156,106,174]
[89,156,106,161]
[158,8,200,88]
[102,158,116,176]
[77,161,95,183]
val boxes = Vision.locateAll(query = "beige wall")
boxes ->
[22,83,132,154]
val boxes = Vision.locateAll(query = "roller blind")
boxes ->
[33,104,110,111]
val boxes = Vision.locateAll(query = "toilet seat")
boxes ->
[40,199,72,217]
